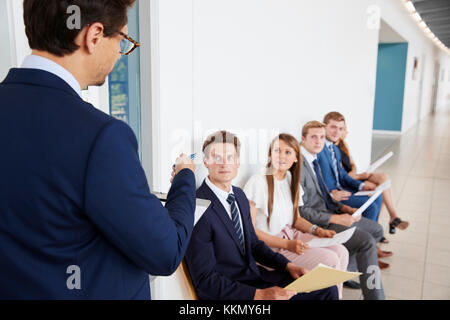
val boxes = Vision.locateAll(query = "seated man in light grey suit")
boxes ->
[299,121,385,300]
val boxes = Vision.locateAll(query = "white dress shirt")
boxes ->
[324,139,334,150]
[21,54,82,97]
[301,146,317,178]
[205,176,245,243]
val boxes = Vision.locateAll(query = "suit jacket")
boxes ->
[185,181,291,300]
[300,158,342,228]
[317,143,362,192]
[0,69,196,299]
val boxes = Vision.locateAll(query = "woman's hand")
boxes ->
[285,239,309,255]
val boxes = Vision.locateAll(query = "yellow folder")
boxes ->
[285,264,362,293]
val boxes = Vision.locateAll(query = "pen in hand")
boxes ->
[172,153,197,169]
[170,154,197,184]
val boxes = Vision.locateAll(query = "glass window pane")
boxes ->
[108,2,141,157]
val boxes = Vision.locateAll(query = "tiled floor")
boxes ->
[342,107,450,300]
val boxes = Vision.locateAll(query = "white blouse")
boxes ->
[243,171,304,236]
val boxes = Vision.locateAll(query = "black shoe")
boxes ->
[379,236,389,244]
[343,280,361,290]
[389,223,396,234]
[389,217,410,234]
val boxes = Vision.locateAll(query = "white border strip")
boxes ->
[372,129,402,135]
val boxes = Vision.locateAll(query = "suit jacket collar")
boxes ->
[198,181,249,257]
[2,68,82,99]
[21,55,82,97]
[303,157,340,212]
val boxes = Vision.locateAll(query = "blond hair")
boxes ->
[302,121,326,137]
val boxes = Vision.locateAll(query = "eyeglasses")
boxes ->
[118,31,140,55]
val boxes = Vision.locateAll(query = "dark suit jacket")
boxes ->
[0,68,196,299]
[317,143,362,192]
[300,157,342,228]
[185,181,292,300]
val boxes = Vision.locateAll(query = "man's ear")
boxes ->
[203,156,209,169]
[83,22,105,54]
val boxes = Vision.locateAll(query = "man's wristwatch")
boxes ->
[309,224,318,235]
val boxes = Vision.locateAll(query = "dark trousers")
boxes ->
[291,287,338,300]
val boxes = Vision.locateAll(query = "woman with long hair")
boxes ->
[244,134,349,299]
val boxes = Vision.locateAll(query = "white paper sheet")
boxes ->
[307,227,356,248]
[353,180,391,196]
[365,152,394,174]
[352,190,383,217]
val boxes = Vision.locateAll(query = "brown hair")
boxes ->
[337,141,350,160]
[323,111,346,125]
[265,134,302,225]
[301,121,326,138]
[202,130,241,157]
[23,0,136,57]
[336,125,351,157]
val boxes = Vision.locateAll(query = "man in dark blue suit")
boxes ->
[317,112,383,222]
[185,131,338,300]
[0,0,196,299]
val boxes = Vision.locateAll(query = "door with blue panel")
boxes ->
[373,43,408,132]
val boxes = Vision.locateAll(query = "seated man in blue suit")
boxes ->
[317,112,383,222]
[185,131,338,300]
[0,0,196,299]
[317,112,392,253]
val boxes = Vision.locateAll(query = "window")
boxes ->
[108,2,142,156]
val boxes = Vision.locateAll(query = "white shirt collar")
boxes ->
[21,54,82,97]
[325,139,334,148]
[301,146,317,166]
[205,176,234,203]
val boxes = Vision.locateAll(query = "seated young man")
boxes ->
[317,112,383,223]
[300,121,386,300]
[184,130,338,300]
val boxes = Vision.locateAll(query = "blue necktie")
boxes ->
[226,193,245,254]
[328,144,343,190]
[313,159,334,211]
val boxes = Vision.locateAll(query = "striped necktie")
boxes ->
[226,193,245,254]
[328,144,343,190]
